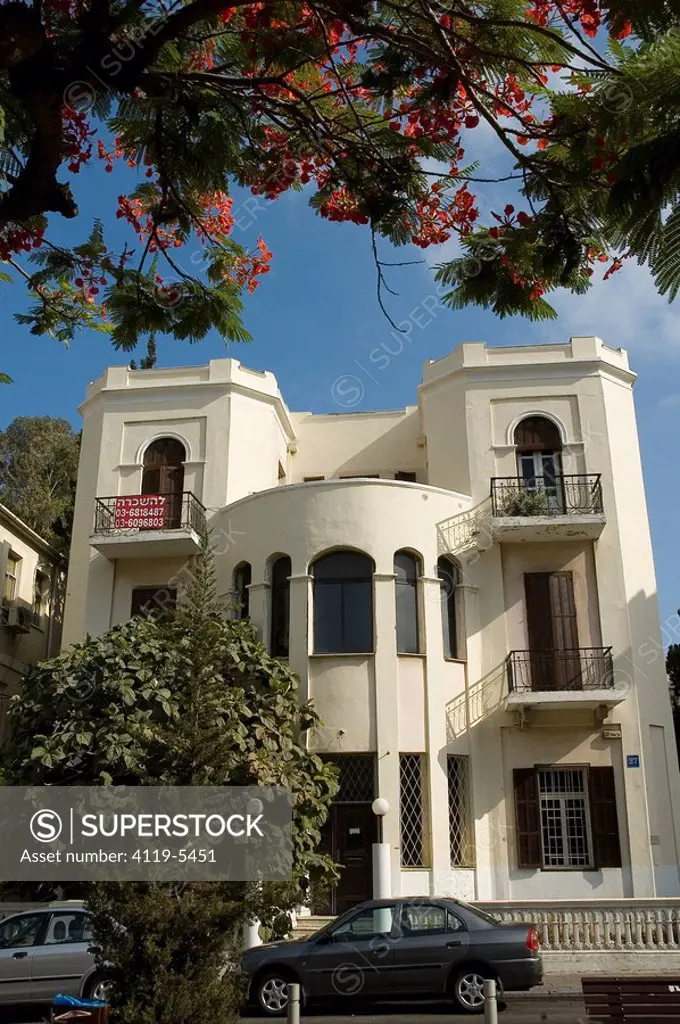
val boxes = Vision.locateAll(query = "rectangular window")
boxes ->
[338,474,380,479]
[399,753,428,867]
[447,755,475,867]
[303,476,325,482]
[4,554,20,603]
[130,586,177,618]
[538,768,592,868]
[395,471,417,482]
[514,765,621,870]
[314,581,373,653]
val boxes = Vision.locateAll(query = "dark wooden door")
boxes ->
[333,805,376,914]
[525,572,580,690]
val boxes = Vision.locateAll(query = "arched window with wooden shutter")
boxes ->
[513,416,563,511]
[142,437,186,527]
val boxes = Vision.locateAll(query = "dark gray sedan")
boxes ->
[242,898,542,1016]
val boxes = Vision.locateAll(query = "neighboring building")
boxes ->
[1,505,63,738]
[62,336,680,903]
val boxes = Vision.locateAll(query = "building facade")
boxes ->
[1,505,63,739]
[62,336,680,903]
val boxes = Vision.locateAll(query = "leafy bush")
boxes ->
[500,488,550,517]
[4,543,338,1024]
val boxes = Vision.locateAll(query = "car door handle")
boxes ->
[12,951,28,959]
[447,940,463,948]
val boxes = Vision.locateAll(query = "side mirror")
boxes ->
[314,932,334,946]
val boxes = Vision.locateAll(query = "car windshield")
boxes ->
[453,900,500,925]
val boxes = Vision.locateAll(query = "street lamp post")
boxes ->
[371,797,391,900]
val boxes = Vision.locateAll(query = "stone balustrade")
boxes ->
[474,900,680,952]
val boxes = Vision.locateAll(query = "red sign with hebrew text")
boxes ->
[114,494,169,530]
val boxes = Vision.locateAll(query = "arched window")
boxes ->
[233,562,251,620]
[270,555,291,657]
[312,550,374,654]
[142,437,186,526]
[394,550,420,654]
[513,417,562,505]
[437,556,459,660]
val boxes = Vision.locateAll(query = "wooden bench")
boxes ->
[582,976,680,1021]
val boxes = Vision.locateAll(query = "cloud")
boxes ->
[551,261,680,358]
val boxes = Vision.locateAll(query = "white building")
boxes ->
[1,505,63,739]
[62,336,680,905]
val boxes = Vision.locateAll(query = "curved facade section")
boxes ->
[212,479,472,903]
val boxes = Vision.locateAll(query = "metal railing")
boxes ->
[507,647,614,693]
[93,492,206,537]
[490,474,603,517]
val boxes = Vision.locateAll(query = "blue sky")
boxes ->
[1,137,679,635]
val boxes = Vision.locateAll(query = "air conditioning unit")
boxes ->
[7,603,31,634]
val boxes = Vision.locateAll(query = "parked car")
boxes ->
[242,897,542,1015]
[0,903,110,1005]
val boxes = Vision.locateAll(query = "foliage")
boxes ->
[500,487,550,516]
[0,0,678,359]
[4,541,338,1024]
[0,416,80,548]
[667,642,680,768]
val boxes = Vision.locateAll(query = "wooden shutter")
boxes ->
[549,572,579,650]
[525,574,553,690]
[514,768,542,869]
[589,767,622,868]
[549,572,581,689]
[525,574,552,649]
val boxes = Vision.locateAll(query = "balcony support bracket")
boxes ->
[515,706,531,730]
[594,704,609,728]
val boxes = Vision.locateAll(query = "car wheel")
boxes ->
[451,968,492,1014]
[256,971,293,1017]
[85,974,114,1003]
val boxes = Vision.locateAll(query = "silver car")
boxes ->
[0,904,109,1004]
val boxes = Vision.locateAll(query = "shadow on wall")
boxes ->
[445,661,507,744]
[329,411,423,478]
[436,499,494,576]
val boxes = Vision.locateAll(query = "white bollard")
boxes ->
[288,982,301,1024]
[372,842,391,899]
[242,919,262,950]
[483,978,498,1024]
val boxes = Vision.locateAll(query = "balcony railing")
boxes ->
[507,647,614,693]
[490,474,603,517]
[93,492,206,537]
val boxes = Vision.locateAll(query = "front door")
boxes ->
[333,805,376,914]
[30,911,94,1001]
[303,903,398,1000]
[0,912,46,1004]
[390,903,470,996]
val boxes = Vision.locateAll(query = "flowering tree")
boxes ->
[0,0,677,358]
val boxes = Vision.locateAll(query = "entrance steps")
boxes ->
[291,915,335,939]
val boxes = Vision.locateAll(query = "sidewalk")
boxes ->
[505,974,582,1000]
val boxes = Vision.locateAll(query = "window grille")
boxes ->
[400,754,428,867]
[323,755,376,803]
[538,768,592,868]
[447,755,475,867]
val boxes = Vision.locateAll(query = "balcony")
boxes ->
[490,474,605,542]
[90,492,206,559]
[505,647,627,713]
